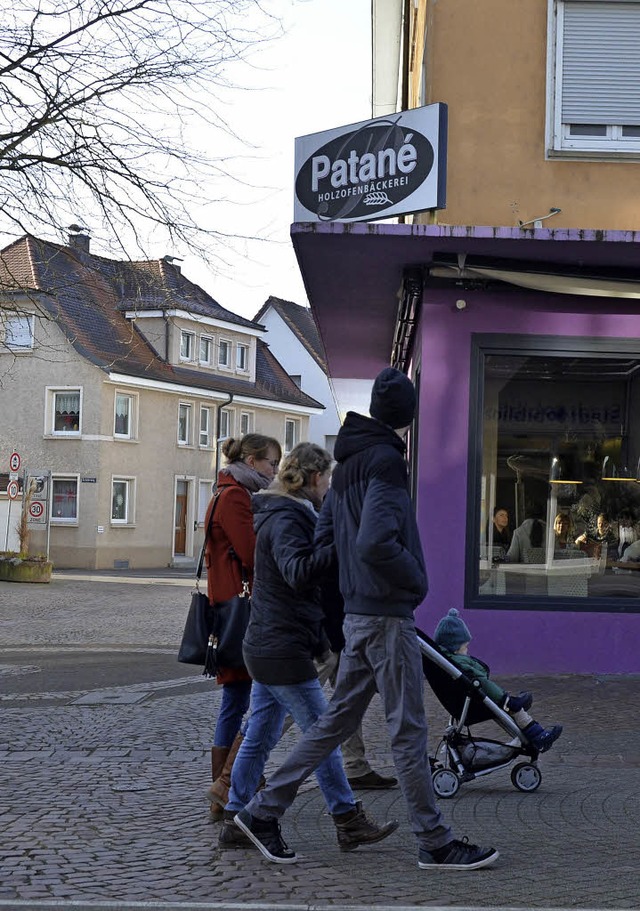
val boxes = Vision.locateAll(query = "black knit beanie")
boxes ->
[369,367,416,429]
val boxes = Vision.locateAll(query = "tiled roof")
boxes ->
[254,296,327,372]
[0,236,322,410]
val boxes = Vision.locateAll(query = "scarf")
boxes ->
[221,460,271,493]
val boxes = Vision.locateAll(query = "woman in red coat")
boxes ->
[204,433,281,813]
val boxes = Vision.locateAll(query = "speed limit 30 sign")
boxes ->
[29,501,44,519]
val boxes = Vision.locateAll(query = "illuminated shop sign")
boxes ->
[294,103,447,223]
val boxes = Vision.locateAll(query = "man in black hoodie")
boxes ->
[235,368,499,871]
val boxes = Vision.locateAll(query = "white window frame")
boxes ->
[198,479,214,524]
[239,410,254,435]
[2,312,35,351]
[180,330,195,361]
[284,417,300,454]
[219,407,233,441]
[113,391,136,440]
[50,474,79,525]
[199,405,212,448]
[111,477,135,525]
[48,387,83,437]
[178,402,192,445]
[199,334,213,366]
[236,343,249,372]
[218,337,231,369]
[547,0,640,158]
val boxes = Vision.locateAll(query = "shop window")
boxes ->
[114,392,136,439]
[50,388,82,435]
[548,0,640,156]
[178,402,192,445]
[51,476,78,523]
[284,417,300,454]
[111,477,134,524]
[469,335,640,611]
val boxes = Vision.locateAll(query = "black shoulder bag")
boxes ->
[177,493,219,675]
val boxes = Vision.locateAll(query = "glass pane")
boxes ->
[52,479,77,519]
[237,345,247,369]
[477,351,640,602]
[200,407,210,445]
[219,340,229,366]
[54,391,80,432]
[5,315,33,349]
[200,337,211,362]
[180,333,192,358]
[115,394,130,435]
[112,481,128,521]
[178,404,190,442]
[622,125,640,137]
[568,124,607,136]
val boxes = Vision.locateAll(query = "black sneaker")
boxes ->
[418,837,499,870]
[234,809,297,864]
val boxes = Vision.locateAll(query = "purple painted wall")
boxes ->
[414,287,640,675]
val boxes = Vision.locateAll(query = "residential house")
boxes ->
[0,229,322,569]
[253,297,340,453]
[291,0,640,674]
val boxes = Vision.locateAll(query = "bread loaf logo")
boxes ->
[295,116,434,221]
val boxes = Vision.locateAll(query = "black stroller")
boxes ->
[416,629,544,798]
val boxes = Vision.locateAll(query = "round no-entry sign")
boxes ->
[29,501,44,518]
[9,452,21,472]
[7,480,19,500]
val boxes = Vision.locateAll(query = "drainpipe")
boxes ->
[213,393,234,483]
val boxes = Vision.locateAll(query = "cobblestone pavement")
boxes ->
[0,575,638,911]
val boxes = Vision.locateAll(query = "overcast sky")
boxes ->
[182,0,372,320]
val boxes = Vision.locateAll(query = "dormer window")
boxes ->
[180,330,194,361]
[237,343,249,371]
[200,335,213,366]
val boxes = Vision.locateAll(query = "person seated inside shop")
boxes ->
[504,505,546,564]
[615,508,638,560]
[553,512,579,554]
[575,512,617,560]
[487,506,512,559]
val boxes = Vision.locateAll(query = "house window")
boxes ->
[219,407,233,440]
[240,411,253,435]
[284,418,300,454]
[178,402,192,445]
[51,476,78,522]
[200,406,212,447]
[114,392,135,438]
[198,479,214,524]
[180,330,195,361]
[218,338,230,368]
[2,313,34,350]
[51,389,81,435]
[236,343,249,371]
[548,0,640,156]
[199,335,213,366]
[111,478,133,524]
[469,335,640,612]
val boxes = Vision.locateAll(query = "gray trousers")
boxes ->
[281,650,372,777]
[246,614,452,852]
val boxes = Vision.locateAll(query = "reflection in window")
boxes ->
[476,347,640,604]
[53,390,81,433]
[4,313,34,350]
[52,477,78,521]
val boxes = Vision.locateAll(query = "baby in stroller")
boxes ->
[434,609,562,754]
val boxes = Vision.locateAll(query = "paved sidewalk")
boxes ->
[0,575,638,910]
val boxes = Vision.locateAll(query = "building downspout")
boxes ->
[214,393,234,481]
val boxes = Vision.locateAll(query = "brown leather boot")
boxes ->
[208,746,229,821]
[332,800,399,852]
[208,732,244,811]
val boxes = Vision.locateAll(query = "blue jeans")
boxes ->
[226,677,354,816]
[213,680,252,748]
[245,616,453,854]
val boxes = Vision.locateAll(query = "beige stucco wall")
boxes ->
[410,0,640,231]
[1,304,311,570]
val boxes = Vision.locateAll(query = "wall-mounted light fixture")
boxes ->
[549,454,583,485]
[519,207,562,229]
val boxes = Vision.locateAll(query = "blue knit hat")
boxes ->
[434,608,472,652]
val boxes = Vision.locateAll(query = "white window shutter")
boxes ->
[561,1,640,125]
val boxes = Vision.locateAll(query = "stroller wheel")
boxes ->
[432,767,461,798]
[511,762,542,792]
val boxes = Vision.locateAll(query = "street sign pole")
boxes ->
[45,476,52,561]
[4,498,10,551]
